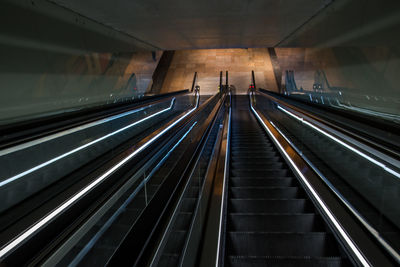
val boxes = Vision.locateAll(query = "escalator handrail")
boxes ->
[0,91,202,263]
[0,89,190,149]
[259,88,400,158]
[216,91,231,267]
[0,97,176,189]
[250,91,399,266]
[267,103,400,265]
[257,89,400,168]
[196,91,231,267]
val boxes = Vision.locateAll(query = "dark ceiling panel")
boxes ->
[50,0,332,50]
[278,0,400,47]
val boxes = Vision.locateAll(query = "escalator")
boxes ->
[255,90,400,257]
[2,82,397,266]
[223,95,350,266]
[156,122,220,266]
[0,88,215,265]
[58,144,190,266]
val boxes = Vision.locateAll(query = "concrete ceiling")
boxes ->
[50,0,333,50]
[48,0,400,50]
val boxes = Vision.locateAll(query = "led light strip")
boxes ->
[277,105,400,179]
[69,121,198,266]
[269,120,400,264]
[0,99,170,157]
[149,121,201,267]
[0,99,176,188]
[0,100,198,259]
[250,102,370,267]
[216,92,231,266]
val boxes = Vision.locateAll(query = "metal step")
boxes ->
[228,213,325,232]
[227,232,340,257]
[230,177,295,187]
[228,256,350,267]
[230,169,289,177]
[229,199,314,213]
[229,187,303,199]
[230,162,284,169]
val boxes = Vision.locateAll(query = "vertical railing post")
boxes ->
[219,71,223,93]
[225,71,228,89]
[251,70,256,90]
[191,72,197,92]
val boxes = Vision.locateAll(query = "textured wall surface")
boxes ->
[160,48,278,94]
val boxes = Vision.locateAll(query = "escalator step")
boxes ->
[163,230,187,254]
[232,133,268,135]
[230,187,303,199]
[231,146,274,151]
[181,198,196,212]
[231,142,272,146]
[230,169,289,177]
[229,199,313,213]
[227,232,339,257]
[231,162,284,169]
[232,134,265,137]
[173,212,192,231]
[228,214,324,232]
[231,156,281,163]
[192,177,202,186]
[230,177,295,187]
[184,186,200,198]
[158,254,179,267]
[228,256,350,267]
[231,151,277,157]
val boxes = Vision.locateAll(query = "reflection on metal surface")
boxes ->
[0,98,176,188]
[0,98,174,157]
[69,121,197,266]
[250,95,370,267]
[46,93,212,266]
[0,44,162,124]
[216,92,231,267]
[0,96,199,259]
[197,93,230,267]
[277,105,400,179]
[268,120,400,264]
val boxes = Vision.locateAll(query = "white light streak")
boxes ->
[251,104,370,267]
[216,94,231,266]
[277,105,400,179]
[0,102,197,258]
[0,101,176,188]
